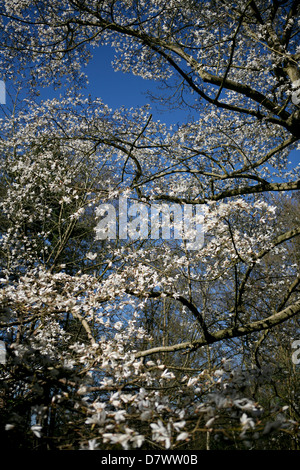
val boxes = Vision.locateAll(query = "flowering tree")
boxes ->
[0,0,299,450]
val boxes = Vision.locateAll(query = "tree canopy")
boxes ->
[0,0,299,451]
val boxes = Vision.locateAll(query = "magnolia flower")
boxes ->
[150,420,171,449]
[187,377,198,387]
[60,196,71,204]
[85,411,106,426]
[103,427,135,450]
[131,434,144,448]
[205,417,216,428]
[113,410,127,422]
[240,413,255,437]
[173,420,186,431]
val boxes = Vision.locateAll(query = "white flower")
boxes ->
[85,411,106,426]
[173,420,186,431]
[70,207,85,220]
[113,410,126,422]
[240,413,255,435]
[187,377,198,387]
[31,425,42,438]
[150,420,171,449]
[161,369,175,379]
[234,398,257,411]
[5,424,15,431]
[60,196,71,204]
[78,386,88,395]
[114,321,123,331]
[88,439,99,450]
[205,417,216,428]
[131,434,144,448]
[103,427,135,450]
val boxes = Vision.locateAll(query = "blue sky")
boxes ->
[85,46,150,109]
